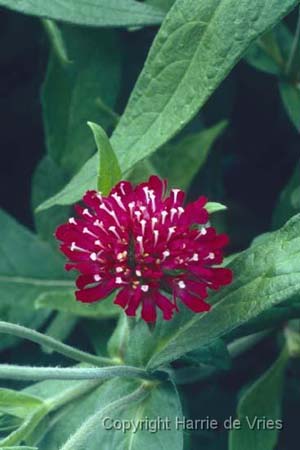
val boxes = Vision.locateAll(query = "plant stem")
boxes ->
[0,321,117,366]
[60,383,149,450]
[0,364,155,382]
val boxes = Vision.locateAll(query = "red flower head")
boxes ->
[55,176,232,322]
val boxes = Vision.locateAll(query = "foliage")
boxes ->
[0,0,300,449]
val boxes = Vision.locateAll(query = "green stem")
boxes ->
[60,384,149,450]
[0,364,155,382]
[0,321,116,367]
[286,5,300,76]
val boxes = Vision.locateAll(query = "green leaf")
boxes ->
[87,122,121,194]
[35,290,119,319]
[279,81,300,131]
[107,314,130,361]
[146,0,175,13]
[0,0,164,28]
[38,379,137,449]
[31,155,70,245]
[147,213,300,369]
[206,202,227,214]
[272,161,300,229]
[184,339,231,370]
[41,313,77,354]
[0,405,49,448]
[0,209,73,351]
[244,25,290,75]
[42,19,70,65]
[0,447,38,449]
[0,389,44,419]
[39,379,183,450]
[42,27,121,175]
[39,0,299,209]
[229,348,289,450]
[129,120,227,191]
[36,156,99,211]
[111,0,299,172]
[97,382,183,450]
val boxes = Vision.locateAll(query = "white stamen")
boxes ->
[99,203,111,213]
[90,252,97,261]
[141,285,149,292]
[151,217,158,231]
[150,193,156,211]
[140,206,146,212]
[153,230,159,246]
[170,208,177,221]
[167,226,176,241]
[134,211,142,221]
[128,201,135,215]
[94,274,101,282]
[109,210,121,226]
[208,252,215,260]
[200,227,207,236]
[93,219,107,234]
[69,217,77,225]
[161,211,168,224]
[94,240,102,247]
[191,253,199,261]
[109,225,121,240]
[136,270,142,277]
[116,267,123,273]
[162,250,170,260]
[178,281,186,289]
[178,207,184,217]
[143,187,150,203]
[83,227,97,238]
[140,219,146,235]
[137,235,144,254]
[83,208,92,217]
[171,189,181,204]
[117,251,127,261]
[120,183,126,195]
[115,277,123,284]
[112,193,126,211]
[70,242,87,253]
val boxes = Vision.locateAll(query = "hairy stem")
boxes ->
[0,364,155,382]
[0,321,117,366]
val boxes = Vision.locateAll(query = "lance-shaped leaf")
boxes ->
[0,208,73,350]
[0,389,44,419]
[38,0,300,209]
[229,348,290,450]
[39,378,183,450]
[42,27,121,175]
[147,213,300,369]
[87,122,121,194]
[0,0,164,28]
